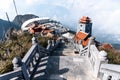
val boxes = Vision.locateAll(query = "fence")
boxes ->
[74,39,120,80]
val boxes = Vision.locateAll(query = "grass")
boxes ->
[98,47,120,64]
[0,32,49,74]
[106,49,120,64]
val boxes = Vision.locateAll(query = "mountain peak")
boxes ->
[13,14,39,27]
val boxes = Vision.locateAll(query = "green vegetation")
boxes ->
[98,47,120,64]
[106,49,120,64]
[0,32,49,74]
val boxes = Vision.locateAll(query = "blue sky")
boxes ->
[0,0,120,36]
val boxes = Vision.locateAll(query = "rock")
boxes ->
[13,14,39,27]
[0,19,18,39]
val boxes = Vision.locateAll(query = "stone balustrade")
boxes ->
[0,68,22,80]
[74,37,93,56]
[0,37,46,80]
[88,45,108,78]
[75,40,120,80]
[0,36,120,80]
[100,64,120,80]
[88,44,120,80]
[0,36,61,80]
[46,39,62,52]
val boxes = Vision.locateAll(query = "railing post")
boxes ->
[12,57,29,80]
[74,41,79,53]
[46,40,52,51]
[32,37,37,45]
[52,40,55,47]
[98,51,108,62]
[102,74,109,80]
[94,50,108,78]
[12,57,22,70]
[21,62,30,80]
[85,37,94,57]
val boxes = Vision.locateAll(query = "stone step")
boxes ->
[33,55,97,80]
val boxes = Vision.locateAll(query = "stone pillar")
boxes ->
[12,57,23,79]
[52,40,55,47]
[32,37,37,45]
[46,40,52,50]
[12,57,22,70]
[48,40,52,45]
[98,51,108,62]
[87,37,94,57]
[102,74,109,80]
[12,57,29,80]
[94,50,108,78]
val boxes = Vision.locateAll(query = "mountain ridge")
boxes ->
[0,14,39,40]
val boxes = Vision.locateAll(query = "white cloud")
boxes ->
[0,0,120,35]
[0,0,12,10]
[103,10,120,34]
[64,0,120,35]
[25,0,45,5]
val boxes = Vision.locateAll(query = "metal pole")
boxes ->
[13,0,18,15]
[6,12,11,28]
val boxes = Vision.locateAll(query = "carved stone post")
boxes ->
[94,50,108,78]
[98,51,108,62]
[102,74,109,80]
[48,40,51,45]
[46,40,52,50]
[87,37,93,57]
[12,57,22,70]
[12,57,29,80]
[52,40,55,47]
[32,37,37,45]
[74,40,79,54]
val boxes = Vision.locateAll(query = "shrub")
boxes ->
[0,32,49,74]
[98,46,120,64]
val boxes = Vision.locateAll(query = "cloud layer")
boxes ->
[0,0,120,35]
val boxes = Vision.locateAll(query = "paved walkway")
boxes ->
[33,42,97,80]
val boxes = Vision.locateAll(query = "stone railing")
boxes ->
[0,36,61,80]
[0,68,22,80]
[46,39,62,52]
[74,37,93,56]
[100,64,120,80]
[0,37,48,80]
[88,45,108,78]
[88,44,120,80]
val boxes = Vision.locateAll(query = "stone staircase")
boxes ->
[33,42,96,80]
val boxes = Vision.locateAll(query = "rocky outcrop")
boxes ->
[13,14,39,27]
[5,28,23,40]
[0,14,39,40]
[0,19,18,39]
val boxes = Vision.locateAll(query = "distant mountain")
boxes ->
[13,14,39,27]
[0,14,39,40]
[0,19,18,39]
[93,33,120,43]
[112,44,120,49]
[93,33,120,49]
